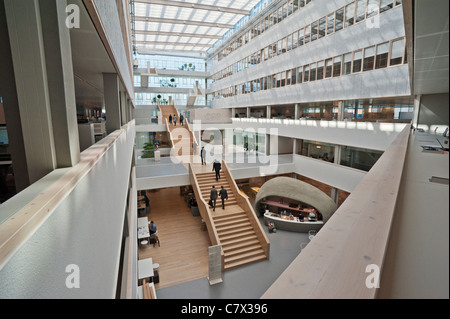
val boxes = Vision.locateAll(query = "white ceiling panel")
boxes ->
[132,0,262,55]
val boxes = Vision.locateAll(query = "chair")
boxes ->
[308,230,317,241]
[140,240,149,247]
[149,234,160,247]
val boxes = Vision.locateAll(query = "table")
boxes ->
[138,226,150,240]
[138,217,149,228]
[138,258,154,280]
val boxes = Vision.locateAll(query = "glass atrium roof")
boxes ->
[131,0,263,56]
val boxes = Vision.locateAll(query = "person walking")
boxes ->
[210,186,218,212]
[173,114,177,126]
[200,146,206,165]
[219,186,228,210]
[212,159,222,181]
[180,114,184,126]
[143,191,150,215]
[168,114,172,125]
[192,142,198,156]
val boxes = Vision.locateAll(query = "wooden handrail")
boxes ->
[0,121,135,271]
[222,161,270,259]
[262,125,412,299]
[188,164,225,270]
[164,118,175,152]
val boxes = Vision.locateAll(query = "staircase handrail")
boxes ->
[222,160,270,259]
[188,164,225,271]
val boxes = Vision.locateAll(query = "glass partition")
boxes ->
[340,146,383,172]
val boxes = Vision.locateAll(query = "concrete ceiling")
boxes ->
[413,0,449,95]
[69,0,116,110]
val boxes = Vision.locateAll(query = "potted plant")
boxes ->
[142,142,156,159]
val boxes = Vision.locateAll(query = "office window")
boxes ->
[325,58,333,78]
[311,21,319,41]
[283,4,288,19]
[319,17,326,38]
[375,42,389,69]
[356,0,367,23]
[395,0,402,6]
[363,46,375,71]
[345,2,355,27]
[288,0,294,15]
[286,70,292,85]
[272,74,277,88]
[310,62,317,81]
[353,50,363,73]
[340,146,383,172]
[333,56,342,77]
[335,8,344,31]
[298,66,303,84]
[343,53,353,75]
[272,43,277,57]
[293,32,298,49]
[303,65,310,82]
[264,47,269,61]
[278,7,283,23]
[367,0,379,18]
[278,40,283,55]
[380,0,394,13]
[304,25,311,44]
[317,61,324,80]
[281,72,286,87]
[287,34,292,51]
[276,73,281,87]
[299,29,305,46]
[327,13,335,35]
[390,38,405,65]
[300,0,305,7]
[291,68,297,84]
[293,0,299,12]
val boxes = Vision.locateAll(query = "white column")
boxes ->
[337,100,345,121]
[103,73,122,135]
[40,0,80,168]
[5,0,57,183]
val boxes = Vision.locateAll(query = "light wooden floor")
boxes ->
[138,187,211,290]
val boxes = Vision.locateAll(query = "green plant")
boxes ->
[142,142,155,159]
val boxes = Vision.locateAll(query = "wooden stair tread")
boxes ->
[224,248,265,262]
[224,244,264,257]
[219,230,256,241]
[224,254,267,270]
[220,234,258,246]
[214,217,249,227]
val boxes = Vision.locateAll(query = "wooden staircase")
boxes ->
[194,168,269,271]
[159,104,195,157]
